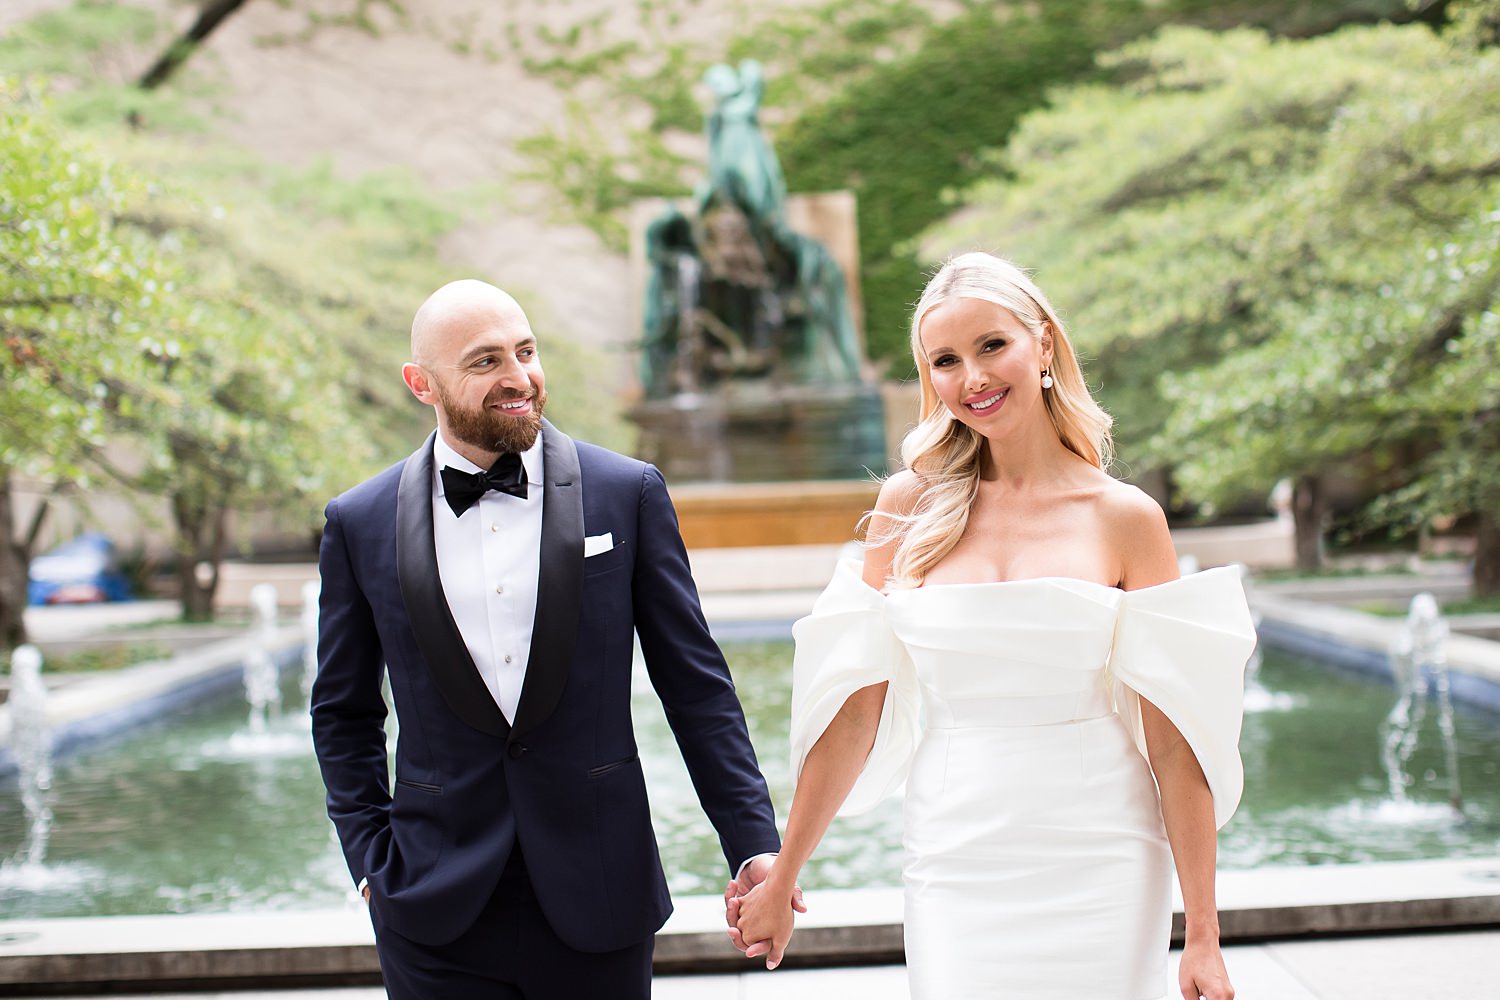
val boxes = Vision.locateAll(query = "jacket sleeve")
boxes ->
[309,496,392,886]
[631,465,782,872]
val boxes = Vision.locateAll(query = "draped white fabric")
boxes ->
[788,558,920,815]
[1108,566,1259,830]
[787,560,1257,999]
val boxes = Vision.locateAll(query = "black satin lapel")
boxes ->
[396,432,510,738]
[510,420,583,742]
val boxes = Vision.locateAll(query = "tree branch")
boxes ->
[138,0,254,91]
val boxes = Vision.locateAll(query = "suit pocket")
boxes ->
[583,539,631,578]
[587,752,640,778]
[395,777,443,794]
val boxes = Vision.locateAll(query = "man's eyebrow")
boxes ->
[457,338,534,364]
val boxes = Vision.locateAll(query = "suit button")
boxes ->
[508,743,526,759]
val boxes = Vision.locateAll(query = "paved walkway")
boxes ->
[38,929,1500,999]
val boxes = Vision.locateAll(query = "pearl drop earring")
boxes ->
[1040,369,1054,390]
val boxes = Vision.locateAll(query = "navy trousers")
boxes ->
[370,847,653,1000]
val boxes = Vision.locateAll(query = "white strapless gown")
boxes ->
[789,562,1257,1000]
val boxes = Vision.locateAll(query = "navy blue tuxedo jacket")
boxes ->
[311,423,780,951]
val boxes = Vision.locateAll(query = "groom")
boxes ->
[311,279,782,998]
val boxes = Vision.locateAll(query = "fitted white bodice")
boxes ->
[890,578,1122,729]
[790,560,1258,826]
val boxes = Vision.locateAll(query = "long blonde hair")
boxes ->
[883,252,1114,587]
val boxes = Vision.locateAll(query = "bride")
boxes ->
[729,252,1254,1000]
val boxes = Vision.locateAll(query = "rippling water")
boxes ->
[1,645,1497,917]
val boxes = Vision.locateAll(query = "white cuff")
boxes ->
[735,852,777,881]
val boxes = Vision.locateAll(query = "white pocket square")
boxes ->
[584,532,614,558]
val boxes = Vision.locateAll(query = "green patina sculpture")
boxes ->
[641,60,863,398]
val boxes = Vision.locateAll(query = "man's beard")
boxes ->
[439,382,547,455]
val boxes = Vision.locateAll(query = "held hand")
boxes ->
[723,855,805,957]
[362,885,371,904]
[1179,939,1234,1000]
[731,878,797,970]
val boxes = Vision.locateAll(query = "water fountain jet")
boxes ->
[3,646,52,871]
[243,583,282,734]
[1382,592,1464,814]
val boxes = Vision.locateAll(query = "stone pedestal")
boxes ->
[630,381,886,484]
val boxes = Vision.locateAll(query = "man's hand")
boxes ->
[724,854,805,965]
[362,885,372,904]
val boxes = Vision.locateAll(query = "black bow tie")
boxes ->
[441,453,528,517]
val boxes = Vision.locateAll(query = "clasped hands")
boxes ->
[723,854,806,970]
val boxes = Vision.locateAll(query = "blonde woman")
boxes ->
[729,252,1254,999]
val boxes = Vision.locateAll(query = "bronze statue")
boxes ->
[641,60,863,398]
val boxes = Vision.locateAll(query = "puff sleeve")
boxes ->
[788,558,921,815]
[1108,567,1258,829]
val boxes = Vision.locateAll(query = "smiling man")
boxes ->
[310,279,782,998]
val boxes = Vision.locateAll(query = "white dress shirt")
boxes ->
[431,430,544,724]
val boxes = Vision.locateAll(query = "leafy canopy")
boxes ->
[921,22,1500,536]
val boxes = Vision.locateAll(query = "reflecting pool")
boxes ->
[1,644,1498,918]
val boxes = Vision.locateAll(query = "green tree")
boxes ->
[0,79,182,647]
[2,83,384,628]
[773,0,1446,367]
[922,23,1500,583]
[112,190,376,619]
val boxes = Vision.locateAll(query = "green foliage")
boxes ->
[922,24,1500,543]
[50,81,207,133]
[773,0,1420,367]
[507,0,943,280]
[42,641,173,673]
[724,0,937,109]
[0,0,159,78]
[514,102,694,252]
[488,0,1427,382]
[616,43,701,133]
[499,0,1422,367]
[1448,0,1500,46]
[0,79,181,482]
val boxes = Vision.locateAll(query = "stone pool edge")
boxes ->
[1250,589,1500,713]
[0,857,1497,991]
[0,628,304,782]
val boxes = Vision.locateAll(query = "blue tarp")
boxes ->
[28,531,132,605]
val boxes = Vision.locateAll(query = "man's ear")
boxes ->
[402,362,434,405]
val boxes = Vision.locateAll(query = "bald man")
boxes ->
[311,280,781,998]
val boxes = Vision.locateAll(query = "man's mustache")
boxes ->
[487,388,538,405]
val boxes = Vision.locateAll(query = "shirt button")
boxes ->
[495,584,504,595]
[504,654,513,664]
[490,524,498,532]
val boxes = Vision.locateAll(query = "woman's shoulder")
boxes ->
[1093,477,1166,526]
[873,469,924,516]
[1093,478,1176,587]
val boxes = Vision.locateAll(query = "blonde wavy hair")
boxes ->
[881,252,1114,587]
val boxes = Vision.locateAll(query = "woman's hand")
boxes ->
[728,875,798,970]
[1178,938,1234,1000]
